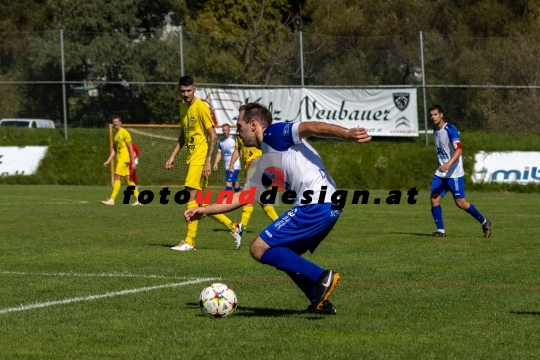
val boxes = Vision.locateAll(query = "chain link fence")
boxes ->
[1,29,540,140]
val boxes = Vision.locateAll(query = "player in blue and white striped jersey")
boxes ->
[429,104,491,238]
[184,103,372,314]
[213,124,241,192]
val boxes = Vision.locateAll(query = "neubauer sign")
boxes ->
[197,88,418,137]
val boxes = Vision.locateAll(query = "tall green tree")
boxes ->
[182,0,296,84]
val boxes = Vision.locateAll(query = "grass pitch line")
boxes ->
[0,277,218,315]
[0,271,193,280]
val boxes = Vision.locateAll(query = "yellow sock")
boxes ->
[110,180,121,200]
[127,181,139,200]
[241,205,254,228]
[185,200,199,245]
[262,205,279,221]
[202,204,235,231]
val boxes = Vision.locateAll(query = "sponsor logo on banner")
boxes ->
[396,116,410,128]
[196,88,418,137]
[473,151,540,184]
[202,90,243,126]
[0,146,48,176]
[393,93,410,111]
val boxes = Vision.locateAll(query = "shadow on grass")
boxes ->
[144,243,182,248]
[392,232,435,237]
[510,311,540,316]
[144,243,243,251]
[186,302,324,319]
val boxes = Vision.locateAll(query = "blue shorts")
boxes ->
[259,203,341,254]
[431,175,466,199]
[225,170,240,183]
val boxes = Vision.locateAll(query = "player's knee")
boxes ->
[455,199,469,210]
[249,242,260,261]
[250,238,269,262]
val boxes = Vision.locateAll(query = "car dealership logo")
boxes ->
[393,93,410,111]
[396,116,411,128]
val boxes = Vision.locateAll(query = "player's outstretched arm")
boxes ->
[298,122,372,143]
[184,192,244,223]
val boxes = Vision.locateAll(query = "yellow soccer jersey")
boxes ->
[236,137,262,171]
[114,127,132,163]
[180,98,214,165]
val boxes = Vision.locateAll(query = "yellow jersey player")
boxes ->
[229,134,279,232]
[102,115,141,206]
[165,76,243,251]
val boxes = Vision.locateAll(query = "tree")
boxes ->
[182,0,296,84]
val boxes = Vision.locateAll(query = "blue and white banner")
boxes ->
[0,146,48,176]
[472,151,540,184]
[196,88,418,137]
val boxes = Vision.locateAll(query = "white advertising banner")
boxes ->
[0,146,48,176]
[197,88,418,137]
[472,151,540,184]
[301,89,418,136]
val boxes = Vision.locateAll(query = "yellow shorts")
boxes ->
[244,160,258,184]
[115,161,130,177]
[185,164,208,190]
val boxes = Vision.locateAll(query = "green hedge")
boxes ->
[1,127,539,192]
[0,127,110,185]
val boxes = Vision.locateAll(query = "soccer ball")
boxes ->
[199,283,237,318]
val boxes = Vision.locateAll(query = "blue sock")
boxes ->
[235,187,242,193]
[466,203,485,224]
[286,271,316,303]
[260,247,324,282]
[431,205,444,231]
[225,186,233,191]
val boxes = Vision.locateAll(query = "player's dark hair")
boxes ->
[238,103,272,128]
[222,124,230,129]
[179,76,194,86]
[428,104,444,114]
[111,115,121,122]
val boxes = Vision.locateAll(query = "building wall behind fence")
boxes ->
[1,30,540,139]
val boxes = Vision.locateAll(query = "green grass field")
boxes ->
[1,185,540,359]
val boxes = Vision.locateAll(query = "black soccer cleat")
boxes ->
[304,301,337,315]
[432,231,447,237]
[482,219,492,238]
[313,270,341,313]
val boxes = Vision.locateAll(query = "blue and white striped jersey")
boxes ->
[248,122,338,207]
[218,135,241,170]
[434,123,464,178]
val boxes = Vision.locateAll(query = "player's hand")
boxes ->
[131,162,137,170]
[203,162,211,179]
[228,166,234,174]
[438,163,450,172]
[165,157,175,170]
[184,207,207,223]
[103,160,110,167]
[349,127,372,143]
[213,164,218,171]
